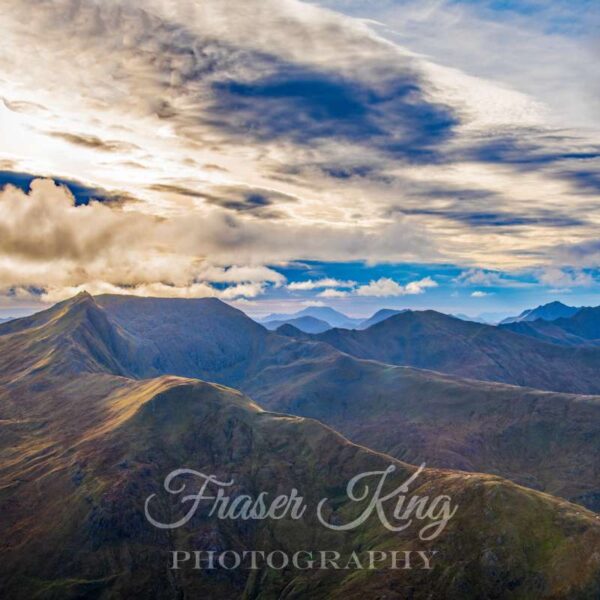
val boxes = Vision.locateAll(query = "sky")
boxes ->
[0,0,599,320]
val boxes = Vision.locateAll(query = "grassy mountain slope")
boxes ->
[243,352,600,509]
[3,294,600,512]
[2,374,600,599]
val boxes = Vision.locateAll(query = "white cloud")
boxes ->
[317,288,350,298]
[0,179,280,302]
[288,278,356,291]
[471,290,489,298]
[537,268,595,289]
[455,269,505,286]
[355,276,437,297]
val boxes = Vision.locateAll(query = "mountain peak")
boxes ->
[358,308,407,329]
[262,305,362,329]
[500,301,579,324]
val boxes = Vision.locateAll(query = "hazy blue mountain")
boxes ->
[500,301,580,324]
[472,312,511,324]
[358,308,406,329]
[261,305,361,329]
[262,315,331,333]
[452,313,488,324]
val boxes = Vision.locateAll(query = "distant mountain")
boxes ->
[0,317,11,324]
[472,312,510,324]
[452,313,488,324]
[501,305,600,346]
[500,301,580,324]
[309,309,600,395]
[358,308,406,329]
[1,294,600,598]
[262,315,331,333]
[262,306,361,329]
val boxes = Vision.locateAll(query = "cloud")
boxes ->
[471,290,489,298]
[0,0,598,307]
[200,185,299,219]
[537,268,595,289]
[288,276,439,298]
[355,276,437,297]
[287,278,356,290]
[0,178,435,303]
[211,63,457,162]
[455,269,504,286]
[0,170,135,207]
[0,179,288,301]
[453,268,530,287]
[317,288,350,298]
[48,132,140,153]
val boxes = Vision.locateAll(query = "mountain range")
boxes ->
[1,293,600,598]
[262,314,332,333]
[301,308,600,395]
[3,294,600,505]
[260,306,362,330]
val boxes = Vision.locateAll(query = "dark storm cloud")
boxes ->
[204,185,297,219]
[148,184,207,198]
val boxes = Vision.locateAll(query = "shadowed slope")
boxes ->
[95,294,269,384]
